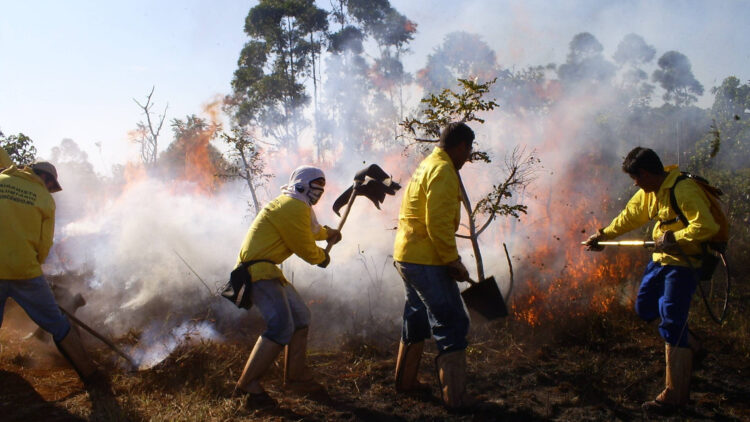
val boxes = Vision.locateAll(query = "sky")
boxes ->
[1,0,749,173]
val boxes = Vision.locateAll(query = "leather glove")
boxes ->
[317,251,331,268]
[584,229,608,252]
[654,230,678,253]
[325,227,342,245]
[446,258,470,282]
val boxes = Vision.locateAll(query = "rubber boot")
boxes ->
[395,341,430,394]
[235,336,284,409]
[283,328,324,393]
[435,350,477,411]
[642,343,693,415]
[55,327,112,395]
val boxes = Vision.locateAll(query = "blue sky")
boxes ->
[1,0,748,172]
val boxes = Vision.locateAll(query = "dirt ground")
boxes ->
[1,293,749,421]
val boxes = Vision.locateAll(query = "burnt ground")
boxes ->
[1,293,749,421]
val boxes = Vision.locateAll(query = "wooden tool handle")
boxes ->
[325,184,359,253]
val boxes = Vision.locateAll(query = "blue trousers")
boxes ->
[251,279,311,345]
[635,261,697,347]
[394,261,469,353]
[0,275,71,342]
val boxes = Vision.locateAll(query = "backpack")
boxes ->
[667,172,730,280]
[220,259,274,309]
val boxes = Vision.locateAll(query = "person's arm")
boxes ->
[38,204,55,264]
[275,202,327,265]
[671,182,719,245]
[424,166,460,264]
[601,189,651,239]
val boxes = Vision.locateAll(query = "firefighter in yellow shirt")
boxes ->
[585,147,719,415]
[233,165,341,408]
[0,162,109,393]
[392,122,476,411]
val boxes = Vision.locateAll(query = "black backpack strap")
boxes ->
[661,174,689,227]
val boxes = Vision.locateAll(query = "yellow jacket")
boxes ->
[393,147,461,265]
[0,166,56,279]
[237,194,329,283]
[602,166,719,267]
[0,146,12,168]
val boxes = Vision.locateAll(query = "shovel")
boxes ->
[461,276,508,320]
[326,164,401,253]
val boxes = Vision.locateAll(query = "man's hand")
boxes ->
[326,227,342,245]
[584,229,608,252]
[654,230,678,253]
[317,251,331,268]
[446,258,470,282]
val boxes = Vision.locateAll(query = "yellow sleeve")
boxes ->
[671,181,719,245]
[602,190,651,239]
[38,203,55,264]
[273,201,327,265]
[424,165,460,263]
[313,225,329,241]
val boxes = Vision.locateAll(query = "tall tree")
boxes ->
[652,50,704,106]
[418,31,498,94]
[613,33,656,106]
[557,32,616,86]
[230,0,329,150]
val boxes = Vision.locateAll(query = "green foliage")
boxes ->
[230,0,328,148]
[0,132,37,166]
[401,77,499,142]
[652,51,704,106]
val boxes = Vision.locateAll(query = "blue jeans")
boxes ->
[0,275,71,342]
[394,261,469,353]
[635,261,697,347]
[251,279,311,345]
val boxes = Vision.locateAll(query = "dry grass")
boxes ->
[2,287,749,421]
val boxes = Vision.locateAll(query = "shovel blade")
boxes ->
[332,170,401,216]
[461,276,508,320]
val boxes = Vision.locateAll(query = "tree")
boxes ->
[417,31,498,94]
[613,33,656,106]
[219,126,272,215]
[230,0,329,150]
[557,32,616,86]
[401,78,539,283]
[0,131,37,165]
[319,0,415,158]
[130,87,167,167]
[652,50,704,106]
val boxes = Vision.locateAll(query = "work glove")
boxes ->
[654,230,679,253]
[325,227,342,245]
[584,229,608,252]
[446,258,470,282]
[317,251,331,268]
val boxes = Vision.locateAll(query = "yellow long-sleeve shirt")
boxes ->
[393,147,461,265]
[237,194,329,283]
[0,166,56,279]
[602,166,719,267]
